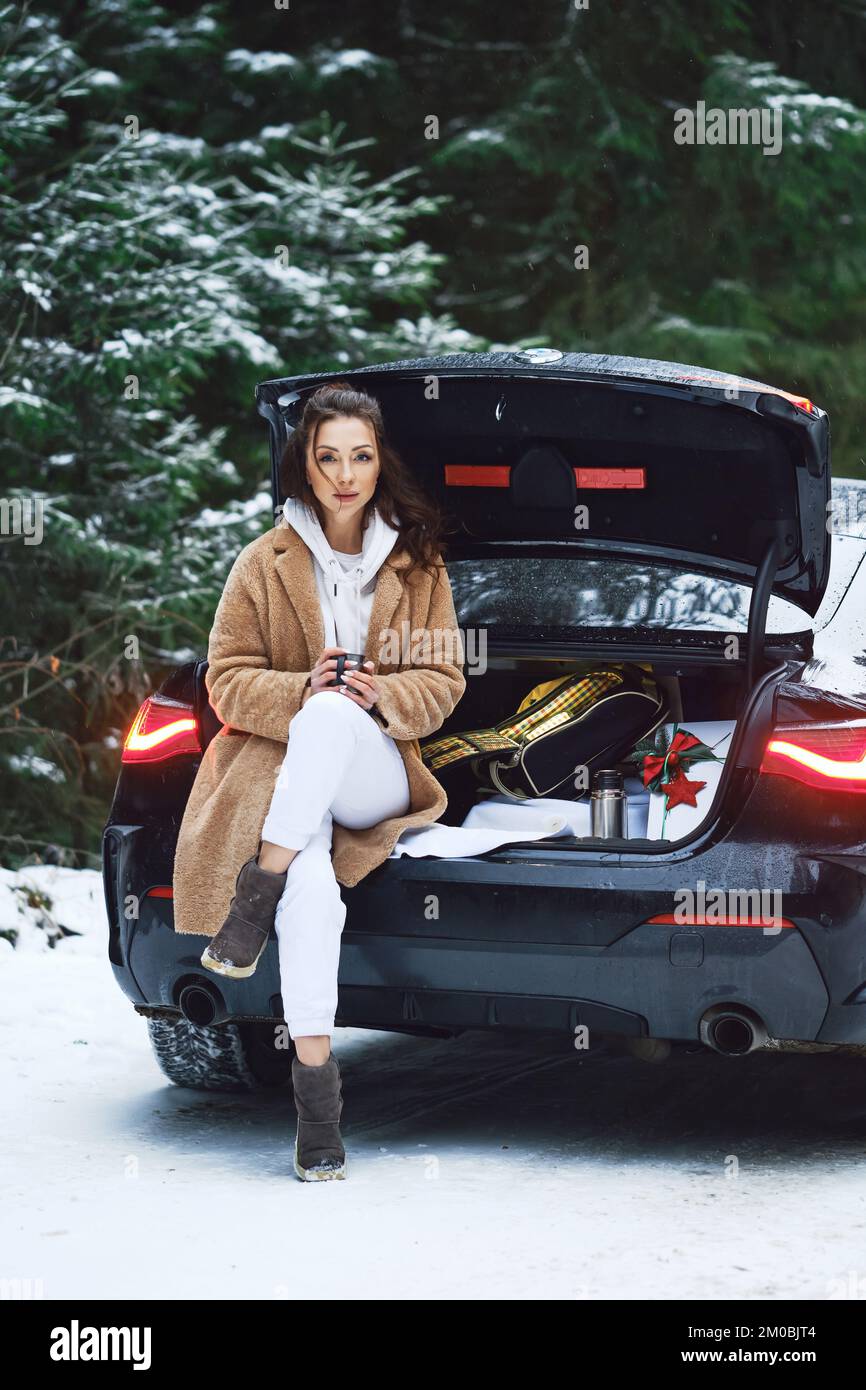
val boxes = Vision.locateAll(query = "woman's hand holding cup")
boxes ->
[303,646,379,712]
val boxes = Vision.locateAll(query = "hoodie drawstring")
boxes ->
[327,557,365,651]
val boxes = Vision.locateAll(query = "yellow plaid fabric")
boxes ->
[421,668,624,772]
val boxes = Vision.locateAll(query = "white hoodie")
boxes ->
[281,495,402,655]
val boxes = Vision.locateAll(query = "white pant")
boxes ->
[260,689,411,1039]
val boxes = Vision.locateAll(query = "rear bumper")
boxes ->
[335,919,827,1041]
[104,817,866,1046]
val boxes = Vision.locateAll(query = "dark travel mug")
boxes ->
[333,652,368,687]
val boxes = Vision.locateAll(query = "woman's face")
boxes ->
[306,414,380,523]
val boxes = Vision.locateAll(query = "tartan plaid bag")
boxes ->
[420,664,668,802]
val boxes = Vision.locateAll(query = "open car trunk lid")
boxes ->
[254,354,813,880]
[256,351,831,621]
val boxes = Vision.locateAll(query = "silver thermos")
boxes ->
[590,769,628,839]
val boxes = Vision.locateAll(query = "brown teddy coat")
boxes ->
[172,519,467,938]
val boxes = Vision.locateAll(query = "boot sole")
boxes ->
[293,1134,347,1182]
[199,937,268,979]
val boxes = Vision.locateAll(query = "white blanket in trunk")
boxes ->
[387,720,736,860]
[388,776,651,860]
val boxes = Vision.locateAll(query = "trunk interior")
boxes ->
[424,650,753,849]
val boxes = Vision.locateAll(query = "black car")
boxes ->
[103,350,866,1091]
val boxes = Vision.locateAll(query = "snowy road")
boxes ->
[2,867,866,1301]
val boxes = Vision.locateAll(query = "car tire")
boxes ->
[146,1016,294,1092]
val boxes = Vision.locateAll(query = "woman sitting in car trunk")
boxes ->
[172,380,466,1182]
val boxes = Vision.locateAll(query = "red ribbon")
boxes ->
[641,731,703,788]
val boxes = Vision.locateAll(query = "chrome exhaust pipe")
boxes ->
[699,1003,768,1056]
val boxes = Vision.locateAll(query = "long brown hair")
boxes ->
[279,380,453,586]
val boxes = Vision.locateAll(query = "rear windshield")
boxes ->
[446,557,812,636]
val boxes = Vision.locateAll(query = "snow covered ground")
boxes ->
[2,865,866,1301]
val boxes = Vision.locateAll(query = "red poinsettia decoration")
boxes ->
[640,731,704,788]
[627,727,722,816]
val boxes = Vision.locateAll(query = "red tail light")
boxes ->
[122,697,201,764]
[761,723,866,792]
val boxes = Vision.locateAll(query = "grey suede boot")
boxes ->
[292,1053,347,1181]
[200,854,288,979]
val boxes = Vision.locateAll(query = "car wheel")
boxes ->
[146,1016,294,1091]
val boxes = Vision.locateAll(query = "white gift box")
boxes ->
[643,721,736,841]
